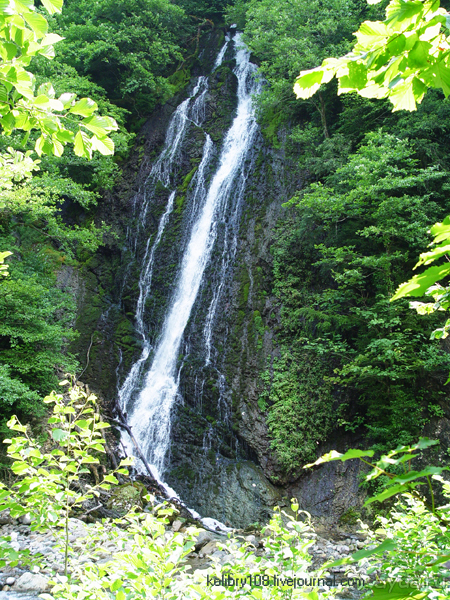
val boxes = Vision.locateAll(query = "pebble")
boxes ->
[0,513,372,600]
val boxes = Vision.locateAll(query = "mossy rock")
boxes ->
[106,482,147,513]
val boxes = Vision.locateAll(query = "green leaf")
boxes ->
[58,92,76,108]
[390,465,446,485]
[386,0,424,28]
[389,79,417,111]
[40,0,63,14]
[387,34,406,55]
[91,135,114,155]
[408,41,431,68]
[413,438,439,450]
[41,33,63,46]
[304,448,374,468]
[69,97,98,118]
[364,483,410,505]
[339,61,368,91]
[0,1,14,15]
[23,12,48,38]
[73,130,92,159]
[55,129,74,143]
[428,553,450,567]
[110,580,123,592]
[103,474,118,484]
[391,264,450,300]
[434,62,450,97]
[294,69,325,99]
[0,42,17,61]
[81,115,117,136]
[355,20,388,45]
[51,428,69,442]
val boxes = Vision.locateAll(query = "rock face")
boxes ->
[68,27,366,527]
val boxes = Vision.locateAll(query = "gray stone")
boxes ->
[168,459,282,529]
[0,593,43,600]
[211,550,230,565]
[5,577,15,585]
[194,530,214,551]
[172,520,182,532]
[201,541,218,555]
[0,511,12,525]
[18,514,31,526]
[13,572,48,593]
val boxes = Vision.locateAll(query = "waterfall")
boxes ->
[119,33,261,491]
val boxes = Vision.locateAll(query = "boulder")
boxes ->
[0,510,12,525]
[18,513,32,526]
[13,572,49,593]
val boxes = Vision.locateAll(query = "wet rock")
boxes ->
[167,458,282,529]
[194,530,215,551]
[18,514,31,526]
[201,541,218,555]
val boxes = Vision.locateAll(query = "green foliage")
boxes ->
[0,401,342,600]
[0,250,11,277]
[45,499,320,600]
[175,0,230,20]
[260,353,334,471]
[0,0,118,164]
[233,0,375,134]
[0,233,78,426]
[392,215,450,347]
[0,381,132,576]
[294,0,450,112]
[51,0,191,117]
[308,439,450,600]
[270,131,450,461]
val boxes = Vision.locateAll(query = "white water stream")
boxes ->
[118,34,260,529]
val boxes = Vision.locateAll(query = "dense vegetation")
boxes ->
[228,0,450,471]
[2,0,450,599]
[0,0,227,434]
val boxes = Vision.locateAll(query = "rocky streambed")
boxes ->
[0,508,378,599]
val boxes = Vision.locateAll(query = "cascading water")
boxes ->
[118,33,261,517]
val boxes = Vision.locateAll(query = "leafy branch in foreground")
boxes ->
[0,0,118,166]
[305,438,450,600]
[294,0,450,112]
[0,379,133,577]
[391,216,450,349]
